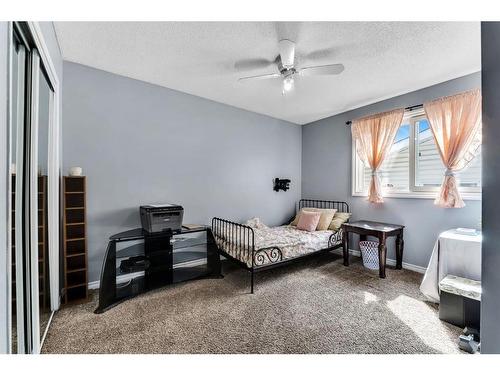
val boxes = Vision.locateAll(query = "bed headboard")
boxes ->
[298,199,350,213]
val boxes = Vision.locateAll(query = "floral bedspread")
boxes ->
[216,218,342,268]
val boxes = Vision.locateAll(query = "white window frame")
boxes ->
[351,108,481,200]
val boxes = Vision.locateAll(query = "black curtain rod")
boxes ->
[345,104,424,126]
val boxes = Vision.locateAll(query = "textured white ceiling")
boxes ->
[54,22,480,125]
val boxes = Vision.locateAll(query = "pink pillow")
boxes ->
[296,211,321,232]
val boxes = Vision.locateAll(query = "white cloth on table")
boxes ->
[420,229,481,303]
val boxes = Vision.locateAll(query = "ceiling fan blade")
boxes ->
[279,39,295,68]
[299,63,345,76]
[303,47,336,61]
[234,58,275,71]
[238,73,282,82]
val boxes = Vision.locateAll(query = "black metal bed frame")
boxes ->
[211,199,350,293]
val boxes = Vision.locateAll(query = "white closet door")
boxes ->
[36,58,54,346]
[27,49,41,354]
[8,22,60,355]
[12,42,27,355]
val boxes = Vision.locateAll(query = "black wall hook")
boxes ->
[274,178,291,192]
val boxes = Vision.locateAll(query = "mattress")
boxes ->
[216,225,342,268]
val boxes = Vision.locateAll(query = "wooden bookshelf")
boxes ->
[62,176,88,304]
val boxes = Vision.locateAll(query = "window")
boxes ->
[352,109,481,199]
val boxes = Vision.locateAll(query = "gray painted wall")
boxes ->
[302,73,481,269]
[480,22,500,354]
[62,62,302,283]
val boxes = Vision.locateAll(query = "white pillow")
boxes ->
[244,217,268,230]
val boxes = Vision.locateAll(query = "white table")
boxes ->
[420,229,481,303]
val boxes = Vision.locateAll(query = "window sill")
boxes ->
[352,191,481,201]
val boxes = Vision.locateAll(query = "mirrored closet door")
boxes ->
[36,53,53,345]
[9,22,58,354]
[10,30,27,355]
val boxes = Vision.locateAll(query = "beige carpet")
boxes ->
[42,254,462,354]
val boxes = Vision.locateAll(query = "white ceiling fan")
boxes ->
[236,39,345,95]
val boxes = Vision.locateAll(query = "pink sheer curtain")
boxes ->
[352,108,404,203]
[424,89,482,208]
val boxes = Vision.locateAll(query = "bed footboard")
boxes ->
[211,217,284,267]
[211,217,283,293]
[211,217,256,268]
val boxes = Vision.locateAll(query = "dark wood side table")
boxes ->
[341,220,405,278]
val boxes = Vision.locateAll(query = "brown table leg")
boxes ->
[342,227,349,266]
[358,234,367,263]
[378,234,387,278]
[395,230,404,270]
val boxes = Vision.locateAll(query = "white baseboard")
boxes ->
[88,258,207,290]
[331,248,427,274]
[88,280,100,290]
[88,250,426,289]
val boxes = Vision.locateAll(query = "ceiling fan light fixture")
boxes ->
[282,76,294,95]
[236,38,344,96]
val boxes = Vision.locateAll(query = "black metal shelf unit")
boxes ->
[95,226,222,314]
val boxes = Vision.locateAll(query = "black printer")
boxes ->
[140,204,184,233]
